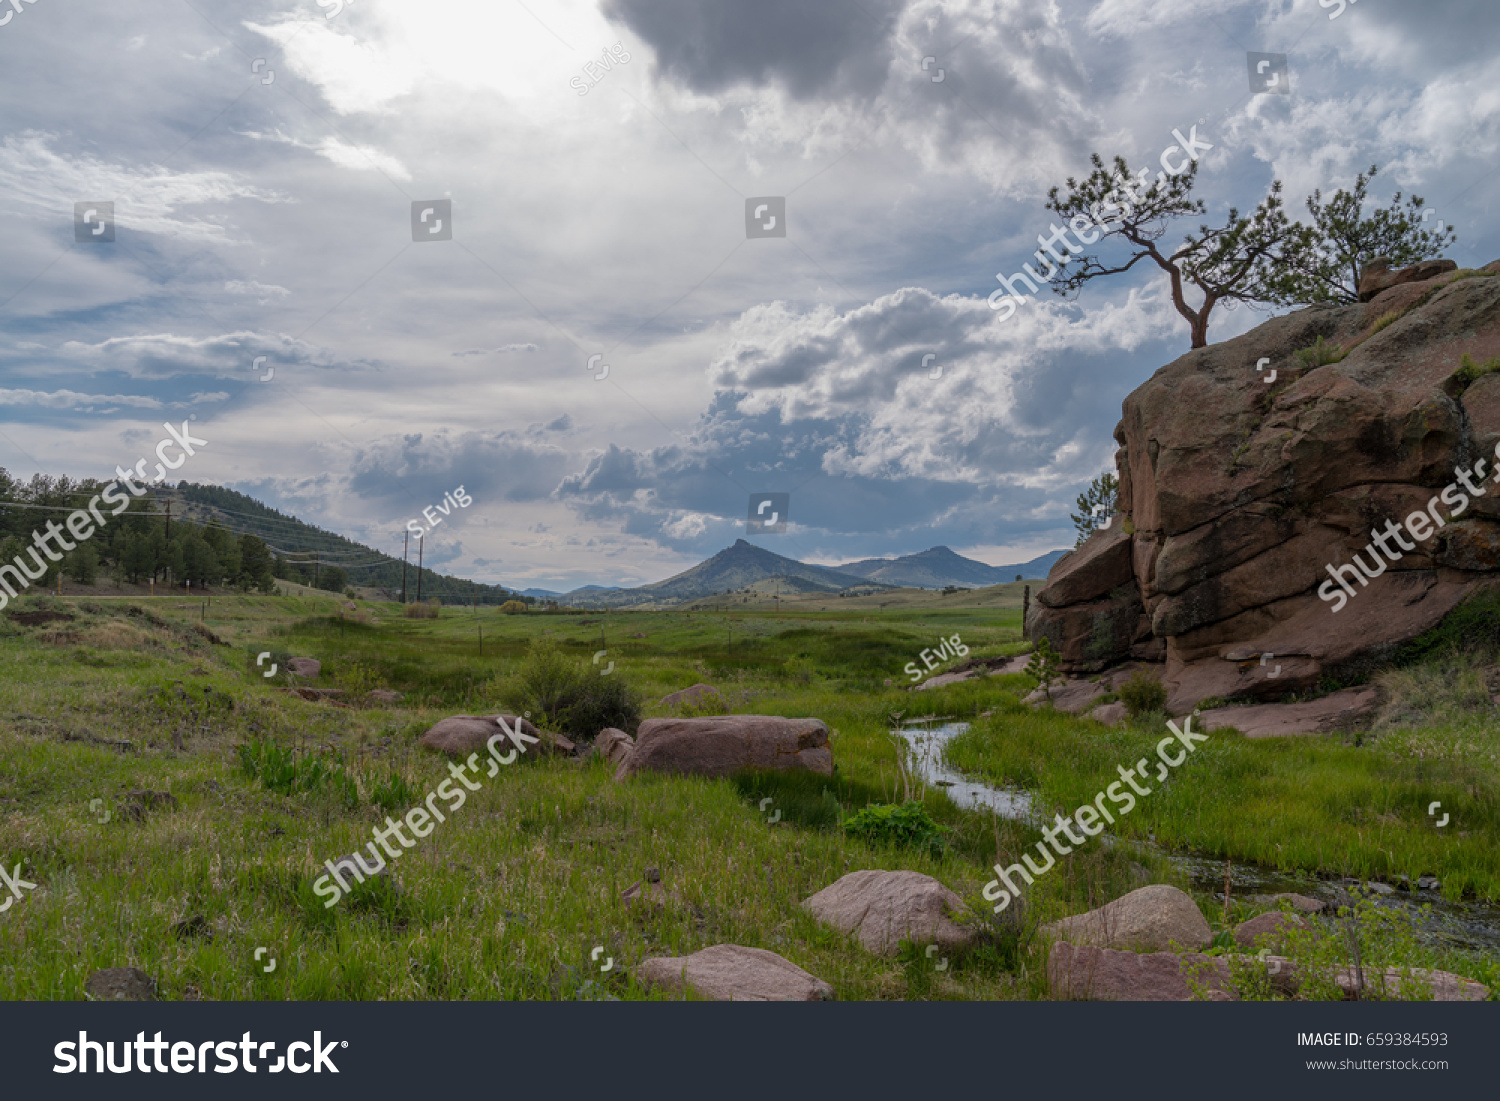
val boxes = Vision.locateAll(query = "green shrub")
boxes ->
[1294,335,1348,368]
[511,638,641,739]
[499,600,528,614]
[1118,669,1168,717]
[1450,353,1500,392]
[403,602,440,619]
[843,801,948,858]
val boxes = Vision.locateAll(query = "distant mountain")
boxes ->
[518,588,561,599]
[833,545,1066,588]
[592,539,887,607]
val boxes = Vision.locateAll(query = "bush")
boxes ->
[1294,335,1348,369]
[510,637,641,739]
[1118,669,1168,716]
[403,602,440,619]
[499,600,528,614]
[843,801,948,858]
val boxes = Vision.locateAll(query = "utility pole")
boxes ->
[401,530,409,604]
[314,552,320,590]
[416,536,424,603]
[164,500,171,546]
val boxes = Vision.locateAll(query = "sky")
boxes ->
[1,0,1496,592]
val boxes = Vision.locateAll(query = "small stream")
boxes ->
[899,719,1500,953]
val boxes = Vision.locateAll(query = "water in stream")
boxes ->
[898,718,1500,953]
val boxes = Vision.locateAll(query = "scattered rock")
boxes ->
[801,870,976,957]
[660,683,723,710]
[1265,958,1490,1001]
[614,715,832,781]
[1088,701,1129,725]
[1264,892,1326,913]
[275,687,348,702]
[1198,688,1378,738]
[85,968,157,1001]
[914,671,974,690]
[1417,875,1442,891]
[595,727,634,766]
[1233,910,1310,950]
[1049,942,1233,1001]
[417,714,574,758]
[632,632,645,639]
[1333,965,1488,1002]
[365,689,404,704]
[285,657,321,678]
[986,654,1032,676]
[637,945,833,1002]
[1042,884,1212,952]
[1022,663,1152,713]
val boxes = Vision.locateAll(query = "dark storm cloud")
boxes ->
[601,0,905,99]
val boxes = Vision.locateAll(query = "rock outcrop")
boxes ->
[613,716,832,781]
[1028,260,1500,711]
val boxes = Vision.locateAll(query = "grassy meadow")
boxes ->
[1,589,1497,1000]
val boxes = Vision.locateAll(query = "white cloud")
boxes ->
[0,132,290,244]
[0,388,162,410]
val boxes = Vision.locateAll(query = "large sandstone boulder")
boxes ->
[801,870,976,957]
[1028,260,1500,708]
[286,657,321,678]
[1041,884,1211,952]
[1358,257,1458,302]
[1049,943,1234,1001]
[418,714,574,758]
[613,716,832,781]
[636,945,833,1001]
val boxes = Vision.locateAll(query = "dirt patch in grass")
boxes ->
[8,609,75,627]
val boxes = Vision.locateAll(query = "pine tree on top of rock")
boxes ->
[1263,165,1456,306]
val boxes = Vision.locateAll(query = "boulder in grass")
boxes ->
[801,870,976,957]
[1233,910,1311,950]
[595,727,634,766]
[285,657,321,678]
[85,968,158,1002]
[613,716,832,781]
[418,714,574,758]
[636,945,833,1002]
[366,689,404,704]
[1041,884,1212,952]
[660,683,723,710]
[1049,943,1234,1001]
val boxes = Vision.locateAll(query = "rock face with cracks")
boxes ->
[1027,259,1500,712]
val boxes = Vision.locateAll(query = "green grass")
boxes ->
[1,590,1496,1000]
